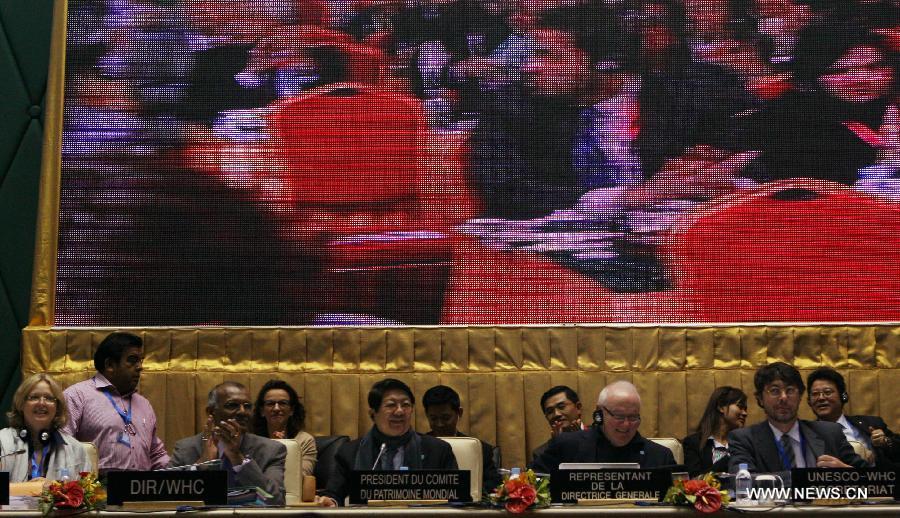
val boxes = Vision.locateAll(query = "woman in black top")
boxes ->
[740,22,897,185]
[682,386,748,476]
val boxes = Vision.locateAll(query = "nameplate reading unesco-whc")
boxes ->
[792,468,899,501]
[106,471,227,506]
[349,470,471,504]
[0,472,8,505]
[550,469,671,503]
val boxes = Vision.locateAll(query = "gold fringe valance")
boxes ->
[21,325,900,469]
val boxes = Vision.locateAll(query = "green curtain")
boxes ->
[0,1,54,426]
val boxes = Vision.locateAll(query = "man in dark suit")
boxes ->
[728,363,866,477]
[422,385,502,493]
[806,367,899,469]
[531,385,586,462]
[318,379,458,506]
[170,382,286,504]
[530,381,676,472]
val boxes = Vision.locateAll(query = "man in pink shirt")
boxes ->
[62,332,169,472]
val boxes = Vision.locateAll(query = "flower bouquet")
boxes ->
[489,469,551,514]
[38,471,103,516]
[663,472,729,514]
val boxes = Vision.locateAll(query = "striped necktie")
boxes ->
[780,434,796,469]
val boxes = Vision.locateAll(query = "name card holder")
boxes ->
[349,470,471,505]
[792,468,899,503]
[0,472,8,505]
[107,471,228,508]
[550,468,671,504]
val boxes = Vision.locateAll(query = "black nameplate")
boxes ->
[550,469,671,502]
[106,471,227,505]
[0,471,8,505]
[792,468,898,500]
[348,470,471,504]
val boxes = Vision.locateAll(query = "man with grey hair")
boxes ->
[530,381,676,472]
[170,381,286,504]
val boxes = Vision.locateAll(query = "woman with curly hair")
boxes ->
[251,380,317,477]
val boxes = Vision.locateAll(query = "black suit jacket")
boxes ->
[682,432,730,477]
[531,440,550,465]
[322,433,458,505]
[728,420,867,476]
[529,427,677,473]
[737,91,880,185]
[846,415,900,469]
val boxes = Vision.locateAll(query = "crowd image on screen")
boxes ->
[56,0,900,326]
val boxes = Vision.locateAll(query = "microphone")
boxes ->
[0,449,26,459]
[371,443,387,470]
[157,458,224,472]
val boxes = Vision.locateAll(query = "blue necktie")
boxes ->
[221,454,237,486]
[781,434,796,469]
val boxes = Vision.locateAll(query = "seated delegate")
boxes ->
[0,373,92,482]
[531,381,676,472]
[318,379,458,506]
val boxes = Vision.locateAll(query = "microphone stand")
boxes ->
[371,443,387,470]
[0,448,26,459]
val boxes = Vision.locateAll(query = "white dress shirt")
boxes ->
[769,421,814,468]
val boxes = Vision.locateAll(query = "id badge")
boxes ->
[117,431,132,447]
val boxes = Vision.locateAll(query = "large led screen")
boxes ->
[56,0,900,326]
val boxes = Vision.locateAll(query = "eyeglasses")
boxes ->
[764,386,800,398]
[223,402,253,411]
[381,399,413,412]
[602,406,641,424]
[25,395,58,404]
[809,388,836,399]
[263,400,291,408]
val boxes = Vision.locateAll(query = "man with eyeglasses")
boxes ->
[728,362,866,476]
[318,378,458,506]
[806,367,899,469]
[63,332,170,472]
[170,381,286,504]
[530,381,676,473]
[532,386,586,462]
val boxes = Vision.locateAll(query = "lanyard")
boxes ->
[774,430,808,470]
[103,389,136,435]
[30,444,49,480]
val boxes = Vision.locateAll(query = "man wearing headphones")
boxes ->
[529,381,675,473]
[807,367,899,468]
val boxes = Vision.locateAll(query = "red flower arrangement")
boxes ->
[489,469,550,514]
[39,471,103,516]
[663,472,729,514]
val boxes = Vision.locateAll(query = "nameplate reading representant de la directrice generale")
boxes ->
[550,469,672,503]
[349,470,471,504]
